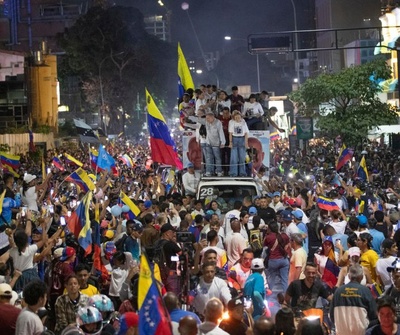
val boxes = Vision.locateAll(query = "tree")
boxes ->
[57,6,175,134]
[289,58,398,147]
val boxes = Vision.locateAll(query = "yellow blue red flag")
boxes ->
[65,168,95,193]
[138,254,172,335]
[146,89,183,170]
[357,156,368,181]
[178,43,195,99]
[120,192,140,219]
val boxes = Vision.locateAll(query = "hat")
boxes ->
[32,227,43,234]
[323,236,333,245]
[348,246,361,258]
[281,210,292,221]
[263,207,276,221]
[160,223,175,234]
[104,230,115,240]
[24,174,37,183]
[187,162,194,169]
[53,247,64,259]
[292,209,303,220]
[227,297,244,311]
[382,238,396,251]
[273,191,281,197]
[266,192,273,198]
[117,312,139,335]
[60,246,76,261]
[104,241,117,255]
[285,198,297,207]
[249,207,257,215]
[131,220,143,232]
[144,200,153,209]
[0,283,12,296]
[357,215,368,226]
[251,258,264,270]
[387,258,400,273]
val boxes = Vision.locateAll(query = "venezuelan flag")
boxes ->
[336,144,353,171]
[357,156,369,181]
[52,157,65,171]
[138,254,172,335]
[177,43,195,99]
[119,154,134,168]
[3,165,20,178]
[270,131,280,141]
[290,125,297,135]
[65,168,95,193]
[316,196,339,211]
[0,152,20,170]
[146,89,183,170]
[0,190,6,215]
[64,153,83,167]
[92,220,108,281]
[120,192,140,219]
[78,192,93,255]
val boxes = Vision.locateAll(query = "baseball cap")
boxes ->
[60,246,76,261]
[281,210,292,221]
[118,312,139,335]
[323,236,333,245]
[144,200,153,209]
[228,297,244,311]
[251,258,264,270]
[0,283,12,296]
[187,162,194,168]
[131,220,143,232]
[357,215,368,226]
[160,223,175,234]
[387,258,400,273]
[285,198,297,207]
[104,230,115,240]
[32,227,43,234]
[273,191,281,197]
[292,209,303,220]
[348,246,361,258]
[53,247,64,259]
[24,174,37,183]
[104,241,117,256]
[249,207,257,215]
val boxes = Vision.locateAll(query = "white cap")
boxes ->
[251,258,264,270]
[24,174,37,183]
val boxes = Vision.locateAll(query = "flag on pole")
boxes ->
[138,254,172,335]
[0,152,20,170]
[29,130,35,152]
[97,145,118,175]
[52,157,65,171]
[146,89,183,170]
[336,144,353,171]
[2,165,20,178]
[119,154,134,168]
[178,43,195,99]
[78,192,93,255]
[316,196,340,211]
[357,156,369,181]
[65,168,95,193]
[270,131,279,141]
[0,190,6,215]
[64,153,83,167]
[120,192,140,219]
[73,119,100,143]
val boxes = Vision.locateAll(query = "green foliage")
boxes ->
[57,5,175,134]
[0,143,10,152]
[289,58,398,146]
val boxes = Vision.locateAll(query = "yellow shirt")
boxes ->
[63,284,99,297]
[360,249,379,282]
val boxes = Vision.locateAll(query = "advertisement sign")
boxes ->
[182,130,202,170]
[296,117,314,140]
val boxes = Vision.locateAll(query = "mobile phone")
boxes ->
[50,188,54,197]
[335,239,341,245]
[21,207,27,217]
[49,205,54,214]
[201,233,207,240]
[72,200,77,207]
[67,210,71,217]
[169,202,174,210]
[104,196,108,201]
[171,256,179,262]
[47,167,51,174]
[244,297,252,309]
[60,217,66,226]
[100,199,104,204]
[106,206,111,213]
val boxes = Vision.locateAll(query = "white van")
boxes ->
[196,176,261,213]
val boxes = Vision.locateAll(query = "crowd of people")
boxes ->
[0,83,400,335]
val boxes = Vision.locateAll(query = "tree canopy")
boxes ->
[57,6,175,134]
[289,58,398,147]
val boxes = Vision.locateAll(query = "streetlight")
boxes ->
[224,35,260,92]
[289,0,300,82]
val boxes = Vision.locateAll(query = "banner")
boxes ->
[182,130,202,171]
[249,130,270,172]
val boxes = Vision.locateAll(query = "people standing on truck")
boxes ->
[228,111,249,177]
[229,86,245,113]
[243,94,264,130]
[218,107,231,176]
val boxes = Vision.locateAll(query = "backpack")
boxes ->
[249,229,263,254]
[115,234,129,252]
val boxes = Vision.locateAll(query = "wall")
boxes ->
[0,132,55,154]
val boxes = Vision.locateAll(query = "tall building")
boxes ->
[315,0,381,72]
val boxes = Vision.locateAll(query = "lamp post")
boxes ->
[225,36,260,92]
[289,0,300,83]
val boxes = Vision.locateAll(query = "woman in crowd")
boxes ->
[228,110,249,177]
[314,236,340,289]
[376,238,398,291]
[358,232,379,282]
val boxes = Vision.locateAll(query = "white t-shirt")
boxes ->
[376,256,397,290]
[225,233,247,268]
[10,244,38,271]
[228,119,249,137]
[16,307,44,335]
[21,186,38,212]
[329,220,348,235]
[193,277,232,314]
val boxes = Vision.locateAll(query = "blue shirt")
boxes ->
[297,222,309,255]
[169,308,201,324]
[243,272,265,299]
[123,236,140,262]
[369,229,385,256]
